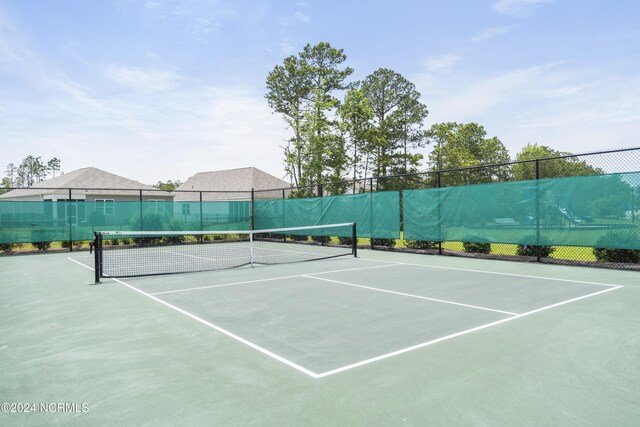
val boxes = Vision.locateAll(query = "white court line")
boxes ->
[68,258,624,379]
[67,258,321,378]
[315,284,623,378]
[303,275,518,316]
[150,263,397,296]
[68,257,94,270]
[354,257,621,288]
[163,250,220,262]
[111,276,321,378]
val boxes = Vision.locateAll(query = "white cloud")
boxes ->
[105,65,181,93]
[1,82,290,183]
[492,0,553,18]
[471,25,518,43]
[293,11,310,24]
[140,0,235,42]
[413,62,640,161]
[424,54,462,72]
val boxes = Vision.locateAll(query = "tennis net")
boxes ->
[93,223,357,281]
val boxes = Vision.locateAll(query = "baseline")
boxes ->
[354,257,623,288]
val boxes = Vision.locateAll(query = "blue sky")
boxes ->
[1,0,638,184]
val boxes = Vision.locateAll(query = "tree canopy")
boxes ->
[513,143,602,180]
[2,156,63,189]
[266,42,611,193]
[153,180,183,191]
[266,43,429,194]
[426,122,510,186]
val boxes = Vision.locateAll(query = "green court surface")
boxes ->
[1,249,639,425]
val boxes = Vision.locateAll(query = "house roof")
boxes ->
[0,167,172,199]
[174,167,290,201]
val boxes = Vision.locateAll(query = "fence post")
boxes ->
[369,191,374,250]
[399,189,403,248]
[68,188,73,252]
[139,190,143,230]
[437,171,442,256]
[282,188,286,243]
[535,159,541,263]
[250,188,255,231]
[199,192,203,231]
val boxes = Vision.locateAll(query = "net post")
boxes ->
[93,232,101,284]
[352,222,357,257]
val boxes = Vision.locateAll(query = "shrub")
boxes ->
[61,240,85,249]
[0,242,16,253]
[372,238,396,248]
[133,236,162,246]
[32,241,51,251]
[404,240,436,250]
[593,247,640,263]
[287,234,308,242]
[163,234,185,244]
[338,236,353,246]
[516,244,555,258]
[311,235,330,244]
[593,232,640,264]
[463,241,491,254]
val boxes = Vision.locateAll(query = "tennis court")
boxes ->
[1,239,639,425]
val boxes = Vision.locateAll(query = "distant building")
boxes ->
[0,167,173,228]
[0,167,173,202]
[173,167,290,229]
[173,167,289,201]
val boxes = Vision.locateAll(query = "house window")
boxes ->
[95,199,114,215]
[147,199,165,213]
[181,203,191,215]
[56,199,85,224]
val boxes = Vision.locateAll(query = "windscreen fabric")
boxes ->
[0,200,251,243]
[404,172,640,249]
[253,191,400,239]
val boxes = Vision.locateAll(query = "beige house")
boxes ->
[173,167,289,201]
[172,167,290,228]
[0,167,173,227]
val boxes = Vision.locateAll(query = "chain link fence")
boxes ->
[1,147,639,270]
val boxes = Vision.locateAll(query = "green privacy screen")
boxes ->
[254,191,400,239]
[0,200,251,244]
[404,172,640,249]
